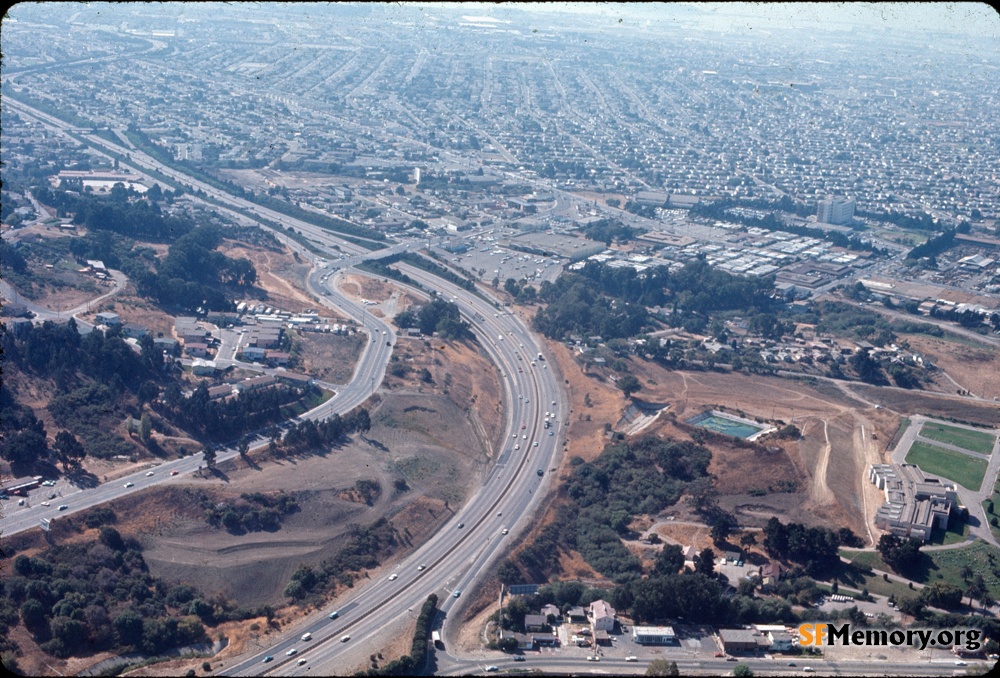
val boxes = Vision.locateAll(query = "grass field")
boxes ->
[920,421,996,455]
[841,541,1000,599]
[904,440,988,491]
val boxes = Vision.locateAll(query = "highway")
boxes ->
[220,264,564,676]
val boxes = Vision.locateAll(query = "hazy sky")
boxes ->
[414,2,1000,38]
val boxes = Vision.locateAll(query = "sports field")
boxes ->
[905,440,988,491]
[919,421,996,455]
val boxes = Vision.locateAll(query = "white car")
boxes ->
[146,471,155,477]
[533,441,538,447]
[501,528,508,535]
[389,574,398,581]
[286,648,298,656]
[124,482,134,488]
[297,658,307,666]
[514,445,520,450]
[417,564,425,571]
[341,635,351,642]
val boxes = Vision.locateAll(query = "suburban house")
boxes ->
[265,350,291,366]
[524,614,547,632]
[567,606,588,624]
[184,342,209,358]
[768,630,794,651]
[240,346,267,361]
[95,311,121,325]
[540,604,560,621]
[589,600,616,632]
[121,323,148,339]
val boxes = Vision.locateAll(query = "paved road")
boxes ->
[221,267,564,677]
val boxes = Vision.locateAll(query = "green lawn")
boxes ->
[928,519,971,546]
[905,440,988,491]
[841,541,1000,599]
[920,422,996,455]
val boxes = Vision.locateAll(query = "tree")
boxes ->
[237,437,251,458]
[732,664,754,677]
[655,544,685,576]
[617,374,642,398]
[645,659,679,676]
[139,412,151,443]
[114,610,145,647]
[203,446,217,468]
[695,547,716,577]
[54,430,86,468]
[740,532,758,550]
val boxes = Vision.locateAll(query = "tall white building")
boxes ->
[817,196,856,225]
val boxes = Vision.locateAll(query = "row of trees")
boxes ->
[278,409,371,453]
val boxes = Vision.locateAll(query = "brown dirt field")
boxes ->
[628,359,896,537]
[292,329,367,384]
[338,273,395,303]
[382,336,505,455]
[852,382,1000,428]
[544,339,626,464]
[903,333,1000,399]
[219,242,319,315]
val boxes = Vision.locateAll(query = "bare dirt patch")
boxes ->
[219,242,319,314]
[382,336,505,454]
[292,329,366,384]
[338,273,394,303]
[903,333,1000,398]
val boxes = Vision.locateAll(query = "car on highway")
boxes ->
[263,656,273,663]
[955,660,968,666]
[533,441,538,447]
[549,431,554,436]
[297,658,307,666]
[726,657,738,662]
[486,667,498,673]
[458,522,464,528]
[501,528,508,535]
[417,564,426,571]
[389,574,398,581]
[301,632,312,641]
[286,648,297,656]
[802,668,814,673]
[625,656,638,662]
[42,480,56,487]
[522,434,527,439]
[514,445,520,450]
[521,424,526,429]
[329,611,339,619]
[587,655,599,661]
[124,482,134,488]
[341,635,351,642]
[170,470,179,476]
[537,469,544,476]
[58,505,68,511]
[453,590,461,598]
[41,501,50,506]
[146,471,154,476]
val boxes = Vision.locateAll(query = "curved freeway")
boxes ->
[221,268,563,676]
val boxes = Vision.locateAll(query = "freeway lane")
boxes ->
[222,269,563,676]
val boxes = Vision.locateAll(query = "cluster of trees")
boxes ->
[394,298,473,341]
[761,518,852,577]
[33,184,193,242]
[907,228,956,261]
[1,321,162,465]
[358,594,437,676]
[582,218,646,245]
[161,381,308,443]
[126,225,256,312]
[876,534,924,575]
[200,491,300,534]
[283,519,398,601]
[559,436,713,582]
[2,515,220,660]
[278,409,371,452]
[533,275,649,341]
